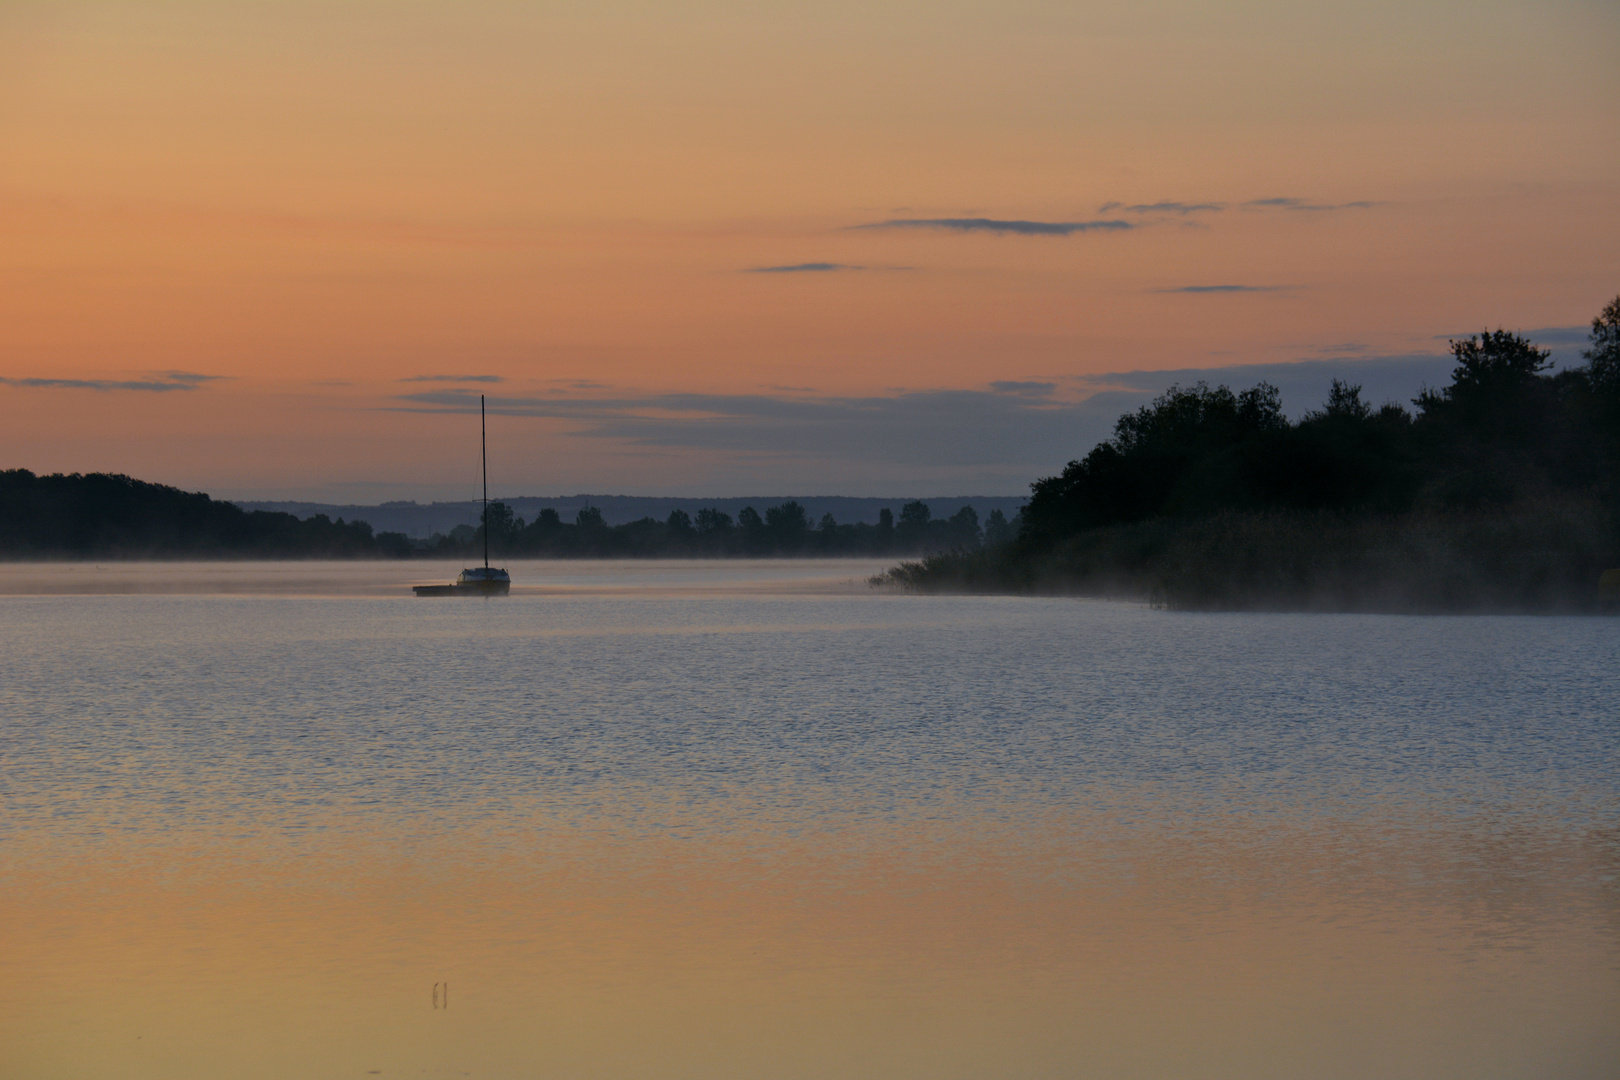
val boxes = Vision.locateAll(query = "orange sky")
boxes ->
[1,1,1616,499]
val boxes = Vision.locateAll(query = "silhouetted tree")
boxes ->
[1307,379,1372,423]
[1001,307,1620,562]
[1573,296,1620,486]
[983,508,1015,546]
[1410,330,1570,505]
[375,531,414,556]
[765,501,810,549]
[1416,331,1553,436]
[898,501,930,527]
[736,506,765,553]
[946,505,981,547]
[695,507,732,534]
[0,470,404,557]
[890,302,1620,608]
[1585,296,1620,384]
[479,501,521,554]
[1022,381,1290,541]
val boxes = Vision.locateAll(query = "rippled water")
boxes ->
[2,561,1616,1079]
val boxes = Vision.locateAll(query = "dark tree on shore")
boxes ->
[766,501,810,547]
[884,295,1620,612]
[0,470,399,558]
[1583,296,1620,375]
[695,508,732,534]
[983,508,1015,545]
[478,501,521,553]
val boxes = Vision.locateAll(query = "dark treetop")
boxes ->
[882,295,1620,611]
[0,470,394,558]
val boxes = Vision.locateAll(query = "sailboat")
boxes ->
[413,394,512,597]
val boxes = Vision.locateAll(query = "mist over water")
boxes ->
[2,562,1616,1079]
[0,559,891,597]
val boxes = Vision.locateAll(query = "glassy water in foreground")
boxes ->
[1,560,1616,1080]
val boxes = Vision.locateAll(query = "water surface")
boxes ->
[2,560,1616,1079]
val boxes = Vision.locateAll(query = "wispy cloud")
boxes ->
[1159,284,1286,294]
[389,350,1467,477]
[856,217,1133,236]
[0,371,225,392]
[850,199,1377,236]
[1097,197,1379,215]
[1433,325,1589,346]
[1523,325,1593,346]
[399,374,504,383]
[1242,197,1378,212]
[395,387,1089,468]
[1100,201,1225,214]
[745,262,862,273]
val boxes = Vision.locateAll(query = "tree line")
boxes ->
[439,499,1015,558]
[882,295,1620,612]
[0,469,405,557]
[0,467,1012,559]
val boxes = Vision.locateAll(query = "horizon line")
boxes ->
[231,492,1033,507]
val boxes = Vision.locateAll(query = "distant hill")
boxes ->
[0,470,399,558]
[234,494,1028,538]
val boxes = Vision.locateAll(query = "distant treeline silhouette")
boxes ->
[0,469,403,558]
[879,296,1620,612]
[438,499,1013,558]
[0,467,1010,559]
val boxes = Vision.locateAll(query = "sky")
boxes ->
[1,1,1616,501]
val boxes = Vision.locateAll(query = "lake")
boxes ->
[2,560,1616,1080]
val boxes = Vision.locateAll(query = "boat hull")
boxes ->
[413,581,511,597]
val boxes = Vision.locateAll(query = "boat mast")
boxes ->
[481,394,489,570]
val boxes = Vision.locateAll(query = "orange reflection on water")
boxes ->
[5,819,1616,1080]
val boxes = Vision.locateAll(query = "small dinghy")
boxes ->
[415,394,512,598]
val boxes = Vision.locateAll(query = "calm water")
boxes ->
[2,560,1617,1080]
